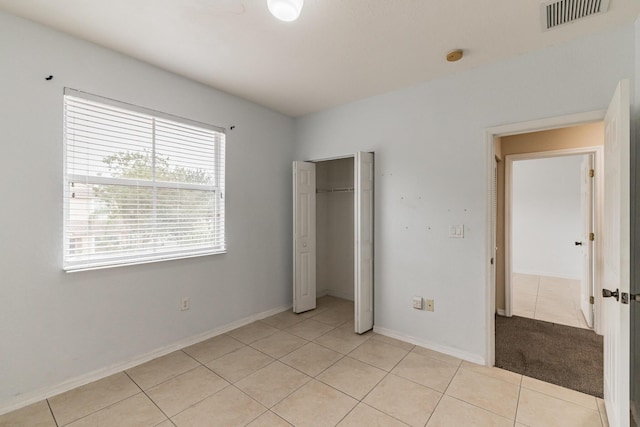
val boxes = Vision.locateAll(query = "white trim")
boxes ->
[373,326,485,365]
[0,304,291,416]
[504,146,603,331]
[326,289,354,301]
[504,146,603,161]
[315,288,330,297]
[497,308,506,316]
[505,156,513,318]
[487,110,606,137]
[485,130,496,366]
[64,248,226,273]
[485,109,606,367]
[308,154,355,163]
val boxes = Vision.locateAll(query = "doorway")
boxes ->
[493,126,605,397]
[507,152,599,330]
[493,123,605,331]
[292,152,374,334]
[485,79,631,427]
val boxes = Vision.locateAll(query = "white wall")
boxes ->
[295,25,635,362]
[0,11,294,411]
[511,156,584,279]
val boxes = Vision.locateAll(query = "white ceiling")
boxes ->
[1,0,638,117]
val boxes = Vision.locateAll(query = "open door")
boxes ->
[293,161,316,313]
[580,154,595,328]
[602,79,631,427]
[354,152,374,333]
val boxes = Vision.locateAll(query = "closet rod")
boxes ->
[316,187,354,194]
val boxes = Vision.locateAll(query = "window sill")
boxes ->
[64,249,227,273]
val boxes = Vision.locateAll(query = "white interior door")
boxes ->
[293,161,316,313]
[580,154,595,328]
[354,152,374,333]
[602,79,630,427]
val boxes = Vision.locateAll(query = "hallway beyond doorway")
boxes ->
[512,273,590,329]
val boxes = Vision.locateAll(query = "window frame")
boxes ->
[63,88,226,272]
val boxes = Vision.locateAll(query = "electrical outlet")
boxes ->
[412,296,423,310]
[181,297,190,311]
[426,299,434,312]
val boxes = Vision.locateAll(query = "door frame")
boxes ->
[504,147,603,327]
[484,110,605,366]
[295,152,375,333]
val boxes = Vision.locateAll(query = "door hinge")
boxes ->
[589,232,595,241]
[589,169,595,178]
[589,295,595,305]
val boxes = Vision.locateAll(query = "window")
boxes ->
[63,88,225,271]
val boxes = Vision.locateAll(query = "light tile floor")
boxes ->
[512,273,591,329]
[1,296,608,427]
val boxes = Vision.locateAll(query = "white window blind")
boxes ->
[63,88,225,271]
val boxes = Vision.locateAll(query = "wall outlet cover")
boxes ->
[412,296,423,310]
[426,299,435,312]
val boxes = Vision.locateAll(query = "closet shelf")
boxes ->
[316,187,354,193]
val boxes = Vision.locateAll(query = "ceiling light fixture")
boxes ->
[267,0,304,22]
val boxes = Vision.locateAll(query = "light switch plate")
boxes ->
[412,296,423,310]
[449,225,464,238]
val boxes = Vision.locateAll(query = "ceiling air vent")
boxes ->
[541,0,610,30]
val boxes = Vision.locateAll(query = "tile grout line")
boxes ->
[127,350,201,391]
[125,352,238,424]
[52,391,145,427]
[391,350,462,391]
[443,365,523,422]
[225,383,271,426]
[519,378,602,411]
[310,332,373,355]
[164,383,236,421]
[233,356,314,410]
[45,398,59,427]
[123,370,173,425]
[424,355,466,426]
[200,330,318,413]
[350,347,429,426]
[50,371,147,427]
[513,374,523,427]
[267,312,415,425]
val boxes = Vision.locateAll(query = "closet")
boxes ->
[293,152,374,334]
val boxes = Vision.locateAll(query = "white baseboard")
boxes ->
[372,326,485,365]
[496,308,506,316]
[326,290,354,301]
[0,304,291,416]
[316,288,329,297]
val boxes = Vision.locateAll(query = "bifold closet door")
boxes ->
[355,152,374,333]
[292,161,317,313]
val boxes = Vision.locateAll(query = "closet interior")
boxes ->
[316,157,354,302]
